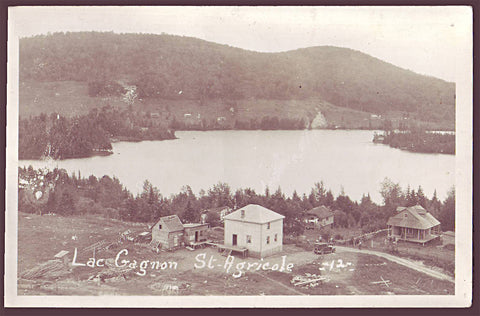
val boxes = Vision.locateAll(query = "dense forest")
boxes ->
[20,32,455,123]
[174,116,308,131]
[19,106,175,159]
[374,129,455,154]
[19,166,456,236]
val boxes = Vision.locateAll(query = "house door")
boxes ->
[195,231,199,242]
[232,234,237,246]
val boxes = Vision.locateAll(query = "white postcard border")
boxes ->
[4,6,473,308]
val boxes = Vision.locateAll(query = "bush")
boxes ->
[76,197,95,215]
[104,207,120,219]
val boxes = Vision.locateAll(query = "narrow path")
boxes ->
[335,246,454,283]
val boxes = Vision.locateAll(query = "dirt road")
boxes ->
[335,246,454,283]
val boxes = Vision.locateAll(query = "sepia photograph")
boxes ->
[4,6,473,307]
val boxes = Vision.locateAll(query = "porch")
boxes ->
[398,234,440,245]
[209,243,249,258]
[388,225,440,245]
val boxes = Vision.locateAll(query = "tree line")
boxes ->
[19,106,175,159]
[374,129,455,155]
[19,166,455,235]
[20,32,455,123]
[169,116,308,131]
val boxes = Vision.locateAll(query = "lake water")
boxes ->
[19,130,455,203]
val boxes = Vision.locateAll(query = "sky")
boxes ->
[9,6,472,82]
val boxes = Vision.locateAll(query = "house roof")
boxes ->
[157,215,184,232]
[387,205,440,230]
[224,204,284,224]
[183,223,209,229]
[203,206,231,214]
[305,206,333,219]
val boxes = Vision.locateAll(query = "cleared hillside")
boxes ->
[19,32,455,128]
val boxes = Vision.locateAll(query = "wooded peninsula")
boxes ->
[373,130,455,155]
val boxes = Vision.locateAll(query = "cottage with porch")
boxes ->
[223,204,284,258]
[387,205,441,245]
[303,205,334,229]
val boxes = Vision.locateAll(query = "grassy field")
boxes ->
[19,80,454,131]
[291,225,454,277]
[17,213,454,296]
[371,236,455,276]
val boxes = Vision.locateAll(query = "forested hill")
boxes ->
[19,32,455,126]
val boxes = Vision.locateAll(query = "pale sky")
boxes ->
[9,6,472,82]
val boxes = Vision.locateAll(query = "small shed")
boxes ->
[151,215,185,250]
[183,223,209,246]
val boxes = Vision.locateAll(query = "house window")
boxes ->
[159,224,162,229]
[266,236,270,244]
[274,234,278,242]
[200,231,203,236]
[267,222,270,229]
[404,213,408,217]
[246,235,252,243]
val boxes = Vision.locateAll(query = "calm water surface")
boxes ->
[20,130,455,203]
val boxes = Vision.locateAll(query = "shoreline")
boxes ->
[19,128,455,161]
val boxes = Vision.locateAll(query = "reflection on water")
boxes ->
[19,130,455,203]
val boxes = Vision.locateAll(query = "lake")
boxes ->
[19,130,455,203]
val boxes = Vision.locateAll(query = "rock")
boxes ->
[311,111,328,129]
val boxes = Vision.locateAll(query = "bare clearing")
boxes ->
[17,213,454,296]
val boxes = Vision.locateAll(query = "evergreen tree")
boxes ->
[183,200,197,223]
[57,191,75,215]
[416,185,427,208]
[324,190,335,207]
[439,187,455,231]
[405,185,417,206]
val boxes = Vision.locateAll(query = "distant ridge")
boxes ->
[19,31,455,127]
